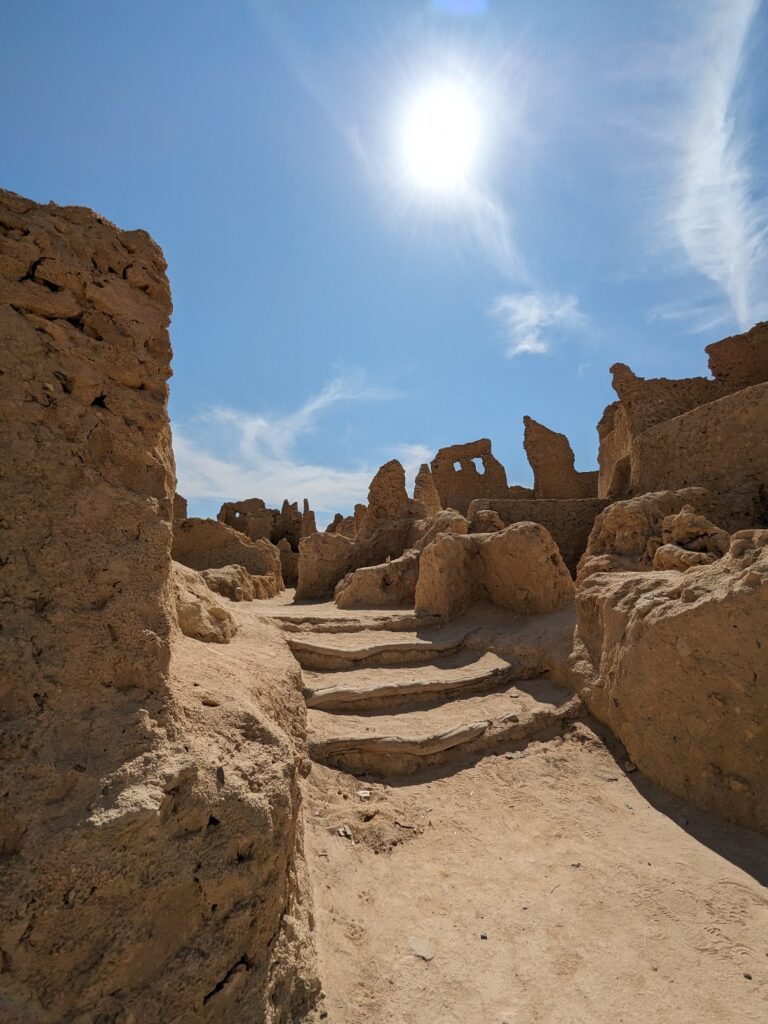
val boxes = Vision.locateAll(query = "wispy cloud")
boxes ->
[462,184,525,281]
[646,298,732,337]
[173,430,373,520]
[206,372,398,462]
[489,292,585,357]
[670,0,767,328]
[173,372,429,523]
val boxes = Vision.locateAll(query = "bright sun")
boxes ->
[400,80,482,193]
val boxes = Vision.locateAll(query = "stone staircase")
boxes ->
[283,613,582,776]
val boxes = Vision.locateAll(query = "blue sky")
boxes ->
[3,1,767,524]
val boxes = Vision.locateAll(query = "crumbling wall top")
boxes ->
[608,362,725,437]
[412,462,443,518]
[359,459,411,535]
[706,321,768,391]
[523,416,597,499]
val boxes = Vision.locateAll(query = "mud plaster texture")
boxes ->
[572,530,768,834]
[468,497,609,576]
[172,516,284,595]
[334,550,421,609]
[576,487,728,584]
[173,562,237,643]
[201,563,278,602]
[415,523,575,622]
[0,190,318,1023]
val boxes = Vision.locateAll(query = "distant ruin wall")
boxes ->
[431,439,509,515]
[219,496,315,550]
[0,191,316,1022]
[468,498,610,576]
[523,416,597,499]
[630,383,768,528]
[173,516,284,581]
[597,325,768,502]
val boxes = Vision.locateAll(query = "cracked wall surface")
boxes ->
[0,189,317,1023]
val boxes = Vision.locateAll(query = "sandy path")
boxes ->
[304,725,767,1024]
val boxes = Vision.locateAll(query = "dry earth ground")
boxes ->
[302,727,767,1024]
[246,594,767,1023]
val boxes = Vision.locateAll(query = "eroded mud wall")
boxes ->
[0,190,317,1023]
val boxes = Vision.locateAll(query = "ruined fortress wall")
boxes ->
[597,366,727,501]
[431,439,509,515]
[220,496,268,529]
[523,417,598,500]
[468,498,609,576]
[596,330,768,502]
[629,383,768,528]
[0,191,316,1022]
[608,363,727,438]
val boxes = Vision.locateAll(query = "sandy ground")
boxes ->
[303,723,768,1024]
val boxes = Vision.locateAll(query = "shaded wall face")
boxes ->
[597,403,632,500]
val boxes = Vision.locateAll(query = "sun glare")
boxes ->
[400,80,482,193]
